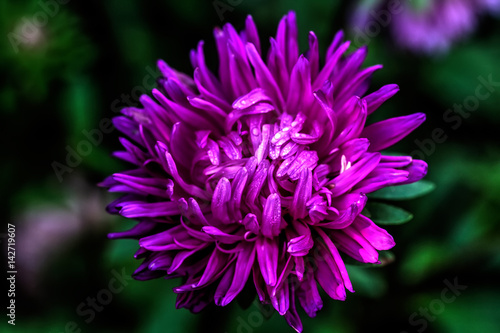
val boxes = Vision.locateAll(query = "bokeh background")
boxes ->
[1,0,500,332]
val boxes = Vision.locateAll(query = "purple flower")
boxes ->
[101,11,427,332]
[351,0,500,54]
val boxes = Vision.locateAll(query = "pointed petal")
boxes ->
[261,193,282,238]
[352,215,395,251]
[290,168,312,220]
[297,269,323,318]
[120,201,180,218]
[198,248,232,287]
[361,113,426,152]
[328,152,381,196]
[364,84,399,115]
[202,226,243,244]
[400,159,428,184]
[220,243,256,306]
[285,284,303,333]
[244,15,261,54]
[256,236,279,286]
[211,177,232,224]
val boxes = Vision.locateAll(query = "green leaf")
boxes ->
[363,202,414,225]
[368,180,436,200]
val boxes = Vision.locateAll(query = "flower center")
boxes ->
[201,108,326,232]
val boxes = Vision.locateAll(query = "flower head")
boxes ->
[101,11,427,332]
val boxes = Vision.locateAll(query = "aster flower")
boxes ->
[350,0,500,54]
[101,11,427,332]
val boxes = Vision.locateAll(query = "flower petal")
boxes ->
[220,243,256,306]
[261,193,282,238]
[256,236,279,286]
[361,113,426,152]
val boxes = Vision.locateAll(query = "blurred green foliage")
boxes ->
[1,0,500,332]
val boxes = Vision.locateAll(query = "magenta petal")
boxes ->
[361,113,426,151]
[117,137,148,165]
[270,279,290,315]
[290,168,312,220]
[313,41,350,90]
[206,138,220,166]
[139,225,187,251]
[379,155,413,168]
[314,242,347,301]
[153,89,217,132]
[214,264,235,306]
[287,220,314,256]
[220,243,256,306]
[294,256,305,281]
[120,201,180,218]
[284,284,303,333]
[240,213,260,234]
[112,173,170,198]
[164,151,210,200]
[244,15,261,54]
[287,234,313,256]
[246,43,285,111]
[170,122,197,169]
[261,193,282,238]
[188,94,228,119]
[353,215,395,251]
[319,193,367,229]
[184,197,210,226]
[297,269,323,318]
[276,11,299,73]
[354,168,410,193]
[198,248,231,287]
[331,46,368,91]
[229,167,249,220]
[245,159,269,206]
[400,159,428,184]
[112,116,143,145]
[328,152,381,196]
[307,31,319,81]
[325,30,344,61]
[364,84,400,115]
[252,263,268,302]
[316,228,354,293]
[256,236,279,286]
[179,216,212,242]
[148,254,173,271]
[202,226,243,244]
[211,177,232,224]
[332,228,380,264]
[232,88,271,110]
[286,55,312,114]
[133,259,166,281]
[168,247,203,274]
[225,102,274,132]
[338,138,370,163]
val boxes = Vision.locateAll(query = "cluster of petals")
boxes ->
[101,11,427,332]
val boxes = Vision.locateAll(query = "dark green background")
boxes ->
[1,0,500,332]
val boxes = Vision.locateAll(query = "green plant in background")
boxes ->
[1,0,95,109]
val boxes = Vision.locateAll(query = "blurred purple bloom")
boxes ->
[101,11,427,331]
[351,0,500,54]
[17,176,112,297]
